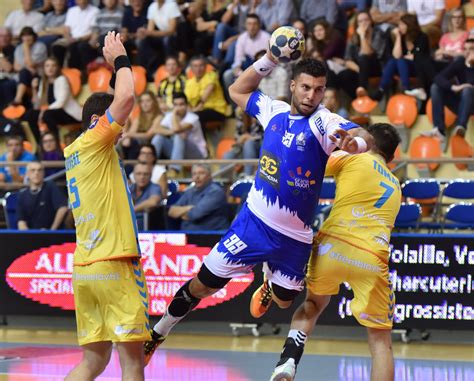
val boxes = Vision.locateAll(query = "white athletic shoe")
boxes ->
[270,358,296,381]
[404,88,427,101]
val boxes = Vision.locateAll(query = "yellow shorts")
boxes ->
[72,257,151,346]
[307,233,395,329]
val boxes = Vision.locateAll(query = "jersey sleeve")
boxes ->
[83,109,123,149]
[309,108,359,156]
[245,91,290,131]
[325,150,351,177]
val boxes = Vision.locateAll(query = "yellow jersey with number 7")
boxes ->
[64,110,140,266]
[320,151,401,262]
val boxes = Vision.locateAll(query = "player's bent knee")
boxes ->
[271,283,299,307]
[196,264,231,293]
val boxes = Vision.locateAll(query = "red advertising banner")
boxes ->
[6,233,254,315]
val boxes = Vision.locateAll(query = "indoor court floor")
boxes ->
[0,322,473,381]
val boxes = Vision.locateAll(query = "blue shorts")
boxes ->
[203,204,312,290]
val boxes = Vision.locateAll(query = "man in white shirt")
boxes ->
[151,92,208,174]
[4,0,44,40]
[137,0,181,80]
[51,0,100,68]
[407,0,444,48]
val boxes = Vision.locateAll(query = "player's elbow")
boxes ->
[228,82,238,103]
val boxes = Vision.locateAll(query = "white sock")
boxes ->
[153,309,183,337]
[288,329,307,347]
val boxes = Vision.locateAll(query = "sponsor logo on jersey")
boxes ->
[259,150,280,189]
[296,132,306,151]
[282,131,295,147]
[312,116,325,136]
[287,166,316,196]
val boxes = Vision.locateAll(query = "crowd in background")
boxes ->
[0,0,473,230]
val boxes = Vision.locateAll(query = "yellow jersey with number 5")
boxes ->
[64,110,140,266]
[320,151,401,262]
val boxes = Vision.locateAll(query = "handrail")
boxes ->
[1,157,474,167]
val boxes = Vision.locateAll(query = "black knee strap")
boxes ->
[168,279,200,317]
[272,283,299,302]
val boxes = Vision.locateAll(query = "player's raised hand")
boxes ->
[329,129,359,153]
[102,31,127,66]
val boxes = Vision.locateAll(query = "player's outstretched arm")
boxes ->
[102,31,135,126]
[229,51,278,110]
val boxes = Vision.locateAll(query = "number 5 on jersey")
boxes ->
[68,177,81,209]
[374,181,394,208]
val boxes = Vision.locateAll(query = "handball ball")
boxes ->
[269,26,305,63]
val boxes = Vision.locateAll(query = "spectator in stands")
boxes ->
[130,162,162,231]
[427,38,474,141]
[338,0,371,12]
[77,0,123,68]
[17,161,68,230]
[185,55,229,129]
[211,0,251,65]
[300,0,337,27]
[168,163,229,230]
[323,87,349,119]
[0,28,16,109]
[407,0,444,49]
[223,110,262,176]
[39,131,64,177]
[253,50,289,101]
[37,0,67,48]
[151,92,208,176]
[337,10,388,99]
[306,19,346,61]
[370,0,406,33]
[51,0,99,68]
[292,18,307,37]
[121,0,147,61]
[120,91,162,159]
[137,0,181,80]
[129,143,168,197]
[157,55,186,113]
[23,57,82,142]
[0,135,37,185]
[192,0,228,56]
[4,0,44,40]
[222,14,270,95]
[434,8,468,67]
[12,27,47,107]
[251,0,295,33]
[371,14,435,102]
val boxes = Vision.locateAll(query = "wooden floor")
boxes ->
[0,327,473,380]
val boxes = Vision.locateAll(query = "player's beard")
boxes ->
[292,96,318,117]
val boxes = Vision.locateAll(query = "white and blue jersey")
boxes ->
[245,91,358,244]
[203,91,359,290]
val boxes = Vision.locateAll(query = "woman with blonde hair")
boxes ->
[120,91,163,159]
[23,56,82,143]
[435,8,468,64]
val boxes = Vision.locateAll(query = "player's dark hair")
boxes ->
[367,123,401,163]
[172,92,188,103]
[81,92,114,131]
[292,58,327,80]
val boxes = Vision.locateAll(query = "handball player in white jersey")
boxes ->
[143,49,373,364]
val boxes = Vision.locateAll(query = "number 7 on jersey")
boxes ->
[374,181,394,208]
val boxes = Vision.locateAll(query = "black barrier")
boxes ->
[0,232,473,329]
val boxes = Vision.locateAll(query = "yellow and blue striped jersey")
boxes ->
[320,151,401,261]
[64,110,140,266]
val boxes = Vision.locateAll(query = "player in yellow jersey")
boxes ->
[64,31,150,381]
[270,123,401,381]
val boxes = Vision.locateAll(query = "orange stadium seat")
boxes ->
[386,94,418,127]
[132,65,147,96]
[351,95,378,114]
[216,138,236,159]
[410,136,442,172]
[467,17,474,30]
[62,68,81,97]
[451,135,473,170]
[3,105,26,119]
[154,65,169,86]
[445,0,461,10]
[425,98,457,129]
[88,67,112,93]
